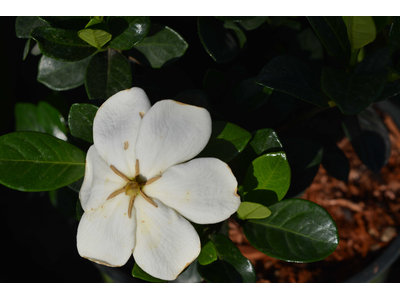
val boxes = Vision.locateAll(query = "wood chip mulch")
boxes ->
[229,111,400,283]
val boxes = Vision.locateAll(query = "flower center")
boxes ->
[107,159,160,218]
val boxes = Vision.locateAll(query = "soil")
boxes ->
[229,111,400,283]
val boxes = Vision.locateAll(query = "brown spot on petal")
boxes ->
[139,111,145,118]
[124,141,129,150]
[125,88,132,91]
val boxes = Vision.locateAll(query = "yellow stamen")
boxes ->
[106,187,125,200]
[135,159,140,178]
[128,195,136,218]
[110,165,130,182]
[142,175,162,185]
[139,189,158,208]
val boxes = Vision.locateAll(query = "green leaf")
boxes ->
[307,17,351,66]
[109,17,150,50]
[15,103,44,133]
[68,103,99,143]
[223,21,246,49]
[231,77,269,112]
[132,263,166,282]
[38,16,90,31]
[130,24,188,68]
[76,199,84,221]
[172,259,202,283]
[281,137,323,198]
[37,101,68,141]
[343,16,377,52]
[30,27,97,62]
[257,55,328,107]
[198,239,218,266]
[23,38,32,60]
[389,17,400,68]
[240,16,268,31]
[243,152,291,205]
[85,49,132,100]
[342,106,390,173]
[321,66,386,115]
[197,121,251,163]
[197,233,256,283]
[78,29,112,50]
[237,202,271,220]
[243,198,339,262]
[197,17,239,64]
[15,16,49,38]
[321,141,350,183]
[37,55,91,91]
[0,132,85,191]
[373,17,390,34]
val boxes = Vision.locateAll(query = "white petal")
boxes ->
[133,196,200,280]
[79,145,126,212]
[136,100,211,179]
[144,157,240,224]
[77,194,136,267]
[93,87,151,177]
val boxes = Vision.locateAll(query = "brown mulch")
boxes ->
[230,111,400,283]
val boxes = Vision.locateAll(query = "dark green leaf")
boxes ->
[197,233,256,283]
[37,55,91,91]
[243,198,339,262]
[343,16,376,51]
[376,99,400,131]
[281,137,323,198]
[132,263,166,282]
[78,29,112,50]
[243,151,291,204]
[130,24,188,68]
[37,101,68,141]
[373,17,390,34]
[223,21,246,50]
[15,16,49,38]
[76,199,84,221]
[231,77,269,112]
[197,17,239,64]
[237,201,271,220]
[197,121,251,163]
[240,17,268,31]
[172,259,202,283]
[30,27,97,62]
[68,103,99,143]
[15,103,44,133]
[215,17,255,22]
[23,38,32,60]
[321,140,350,183]
[174,89,210,110]
[342,106,390,173]
[85,49,132,100]
[321,66,386,114]
[109,17,150,50]
[198,239,218,266]
[68,177,83,193]
[389,17,400,68]
[307,17,351,66]
[38,16,90,31]
[0,132,85,191]
[257,55,328,107]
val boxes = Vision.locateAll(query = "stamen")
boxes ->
[142,175,162,185]
[128,195,136,218]
[107,187,125,200]
[139,111,145,118]
[110,165,131,182]
[135,159,140,178]
[139,189,158,208]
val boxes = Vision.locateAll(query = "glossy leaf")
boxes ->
[131,24,188,68]
[237,202,271,220]
[243,151,291,204]
[78,29,112,50]
[0,132,85,191]
[197,17,239,64]
[23,38,32,60]
[68,103,99,143]
[38,17,90,31]
[240,17,268,31]
[109,16,151,50]
[30,27,97,62]
[223,21,246,49]
[198,239,218,266]
[15,16,49,38]
[231,77,269,112]
[281,137,323,198]
[321,141,350,183]
[85,49,132,100]
[243,198,339,262]
[389,17,400,68]
[197,121,251,163]
[37,55,91,91]
[343,16,376,51]
[307,16,351,66]
[37,101,68,141]
[342,106,390,173]
[132,263,166,283]
[197,233,256,283]
[321,66,386,115]
[15,103,43,133]
[257,55,328,107]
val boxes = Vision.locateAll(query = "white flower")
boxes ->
[77,87,240,280]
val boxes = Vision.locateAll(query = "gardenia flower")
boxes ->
[77,87,240,280]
